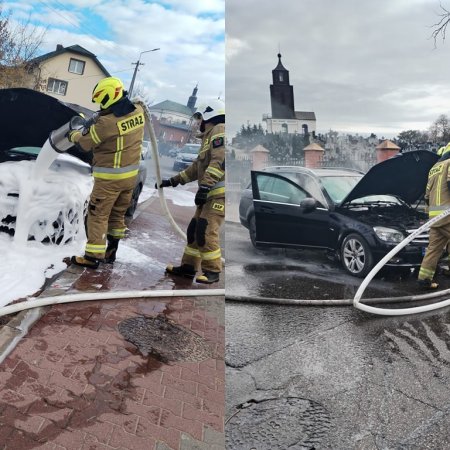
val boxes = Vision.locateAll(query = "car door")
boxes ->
[251,171,330,248]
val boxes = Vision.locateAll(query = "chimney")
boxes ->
[56,44,64,51]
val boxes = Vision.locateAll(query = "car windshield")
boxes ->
[320,175,402,205]
[182,145,200,153]
[320,175,361,203]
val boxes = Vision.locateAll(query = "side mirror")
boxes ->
[300,197,317,213]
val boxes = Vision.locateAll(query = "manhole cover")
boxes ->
[226,397,331,450]
[118,315,215,362]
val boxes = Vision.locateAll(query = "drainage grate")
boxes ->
[118,315,215,362]
[226,397,331,450]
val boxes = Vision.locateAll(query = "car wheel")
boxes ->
[126,183,142,217]
[249,215,261,249]
[340,233,373,278]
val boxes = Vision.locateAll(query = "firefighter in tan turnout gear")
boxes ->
[158,99,225,284]
[68,77,145,268]
[418,147,450,289]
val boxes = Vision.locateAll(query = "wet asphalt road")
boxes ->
[225,221,450,449]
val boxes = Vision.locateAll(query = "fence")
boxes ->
[319,155,377,173]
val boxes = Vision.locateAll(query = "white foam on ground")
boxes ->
[165,187,195,206]
[139,185,194,207]
[139,185,157,204]
[0,234,84,307]
[116,242,163,269]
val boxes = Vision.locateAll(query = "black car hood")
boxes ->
[0,88,93,164]
[341,150,439,205]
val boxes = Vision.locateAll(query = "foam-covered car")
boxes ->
[239,150,439,277]
[0,88,147,242]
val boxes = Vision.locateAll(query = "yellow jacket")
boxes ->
[173,123,225,199]
[72,103,145,181]
[426,157,450,225]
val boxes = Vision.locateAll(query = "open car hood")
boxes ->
[0,88,94,164]
[341,150,439,205]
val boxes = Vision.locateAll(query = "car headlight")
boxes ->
[175,155,182,162]
[373,226,404,243]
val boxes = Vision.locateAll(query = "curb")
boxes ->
[0,263,83,365]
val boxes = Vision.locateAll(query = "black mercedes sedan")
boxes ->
[239,150,439,277]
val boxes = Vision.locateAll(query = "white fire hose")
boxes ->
[136,99,187,241]
[354,207,450,316]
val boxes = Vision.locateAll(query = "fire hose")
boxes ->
[135,99,187,241]
[353,207,450,316]
[227,208,450,316]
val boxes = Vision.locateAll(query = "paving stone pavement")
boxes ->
[0,194,225,450]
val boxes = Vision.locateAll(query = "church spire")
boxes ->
[270,52,295,118]
[187,83,198,111]
[272,53,289,84]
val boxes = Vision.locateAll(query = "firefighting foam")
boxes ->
[12,141,92,246]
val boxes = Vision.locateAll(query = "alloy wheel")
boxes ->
[343,238,366,274]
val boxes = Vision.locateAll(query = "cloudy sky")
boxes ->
[226,0,450,138]
[7,0,224,106]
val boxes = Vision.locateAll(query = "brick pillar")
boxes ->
[304,143,324,169]
[376,140,400,163]
[251,145,270,171]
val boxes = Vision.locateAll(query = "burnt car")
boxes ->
[0,88,147,240]
[239,150,439,277]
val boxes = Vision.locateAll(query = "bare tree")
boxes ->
[429,114,450,144]
[0,2,46,88]
[431,3,450,46]
[129,81,151,104]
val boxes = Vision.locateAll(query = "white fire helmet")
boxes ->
[193,98,225,122]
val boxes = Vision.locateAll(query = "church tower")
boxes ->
[187,84,198,112]
[270,53,295,119]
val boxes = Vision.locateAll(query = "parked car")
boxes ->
[239,150,439,277]
[0,88,147,240]
[172,143,201,171]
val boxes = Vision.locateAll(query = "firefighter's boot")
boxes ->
[71,255,100,269]
[165,264,196,279]
[105,235,120,264]
[418,278,439,290]
[196,271,220,284]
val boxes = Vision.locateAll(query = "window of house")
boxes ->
[279,72,284,82]
[68,58,85,75]
[47,78,68,96]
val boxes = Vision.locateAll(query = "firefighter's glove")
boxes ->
[195,185,210,206]
[155,178,178,189]
[67,130,80,143]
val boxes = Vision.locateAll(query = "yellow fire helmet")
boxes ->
[438,146,446,156]
[92,77,124,109]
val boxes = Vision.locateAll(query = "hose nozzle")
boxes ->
[49,116,87,153]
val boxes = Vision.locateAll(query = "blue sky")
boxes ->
[7,0,224,106]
